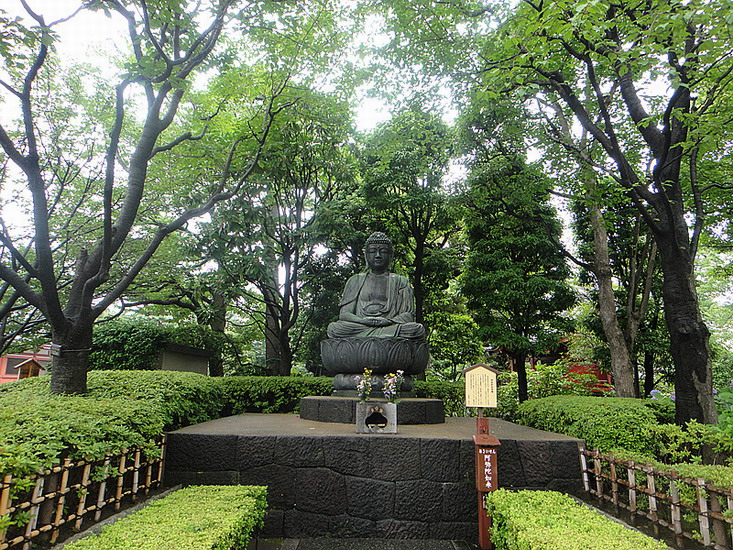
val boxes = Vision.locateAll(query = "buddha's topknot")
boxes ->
[364,232,393,249]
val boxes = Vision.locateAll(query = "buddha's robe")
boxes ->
[327,272,425,339]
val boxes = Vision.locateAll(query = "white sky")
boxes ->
[4,0,393,131]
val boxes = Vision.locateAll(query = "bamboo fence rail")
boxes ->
[580,446,733,549]
[0,437,165,549]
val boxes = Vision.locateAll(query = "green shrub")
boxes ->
[65,485,267,550]
[517,396,660,453]
[414,380,467,416]
[89,318,223,371]
[218,376,333,415]
[496,363,606,421]
[612,449,733,489]
[0,384,164,479]
[0,371,224,478]
[86,370,224,430]
[485,489,666,550]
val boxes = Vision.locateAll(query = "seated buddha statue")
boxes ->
[327,232,425,340]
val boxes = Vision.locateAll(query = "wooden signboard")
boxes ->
[463,363,499,408]
[475,446,498,492]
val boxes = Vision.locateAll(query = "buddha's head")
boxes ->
[364,232,393,274]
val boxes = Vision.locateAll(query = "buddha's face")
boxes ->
[364,244,392,273]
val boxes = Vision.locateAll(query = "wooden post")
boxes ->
[647,471,657,523]
[627,467,637,513]
[727,495,733,549]
[594,451,603,497]
[75,463,91,532]
[698,479,711,547]
[50,458,71,544]
[95,457,111,521]
[669,480,683,537]
[579,447,590,492]
[115,451,127,511]
[23,477,44,550]
[0,474,12,543]
[709,489,726,547]
[610,461,619,506]
[474,409,500,550]
[132,450,141,502]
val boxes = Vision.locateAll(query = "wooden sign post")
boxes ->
[463,364,500,550]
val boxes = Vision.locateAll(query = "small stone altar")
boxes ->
[299,396,444,424]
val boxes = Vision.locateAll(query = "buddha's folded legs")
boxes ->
[326,320,424,339]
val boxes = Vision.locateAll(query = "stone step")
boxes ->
[255,539,475,550]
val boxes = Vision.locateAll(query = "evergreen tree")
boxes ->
[461,157,575,402]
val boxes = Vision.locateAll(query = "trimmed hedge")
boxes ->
[414,380,466,416]
[0,371,223,478]
[65,485,267,550]
[0,382,164,479]
[0,372,468,478]
[485,489,666,550]
[517,396,660,453]
[218,376,333,415]
[85,370,224,430]
[89,318,223,371]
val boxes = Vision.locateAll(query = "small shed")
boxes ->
[0,346,52,384]
[158,343,213,376]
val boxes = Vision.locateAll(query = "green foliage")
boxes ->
[64,485,267,550]
[358,104,460,324]
[0,381,163,479]
[0,370,224,478]
[517,396,660,454]
[85,370,224,430]
[413,380,466,417]
[218,376,333,415]
[427,312,485,381]
[485,489,666,550]
[496,364,606,420]
[89,318,222,371]
[460,155,575,395]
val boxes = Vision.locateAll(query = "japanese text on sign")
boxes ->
[476,447,497,491]
[465,366,497,408]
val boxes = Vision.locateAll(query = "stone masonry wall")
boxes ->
[164,432,582,541]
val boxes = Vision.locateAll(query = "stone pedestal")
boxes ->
[299,396,445,424]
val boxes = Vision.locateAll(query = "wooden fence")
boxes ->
[0,438,165,549]
[580,446,733,549]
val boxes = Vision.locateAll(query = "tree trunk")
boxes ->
[515,351,528,403]
[49,322,93,394]
[413,239,426,325]
[264,303,282,375]
[207,291,226,377]
[655,232,717,424]
[643,349,656,397]
[589,200,637,397]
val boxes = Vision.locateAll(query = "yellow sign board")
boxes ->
[463,364,499,408]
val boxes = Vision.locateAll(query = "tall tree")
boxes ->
[359,105,457,325]
[203,91,356,375]
[461,156,576,402]
[380,0,733,424]
[0,1,283,393]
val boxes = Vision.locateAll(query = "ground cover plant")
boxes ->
[485,489,666,550]
[64,485,267,550]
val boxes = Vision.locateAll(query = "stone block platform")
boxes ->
[164,415,583,542]
[299,396,445,424]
